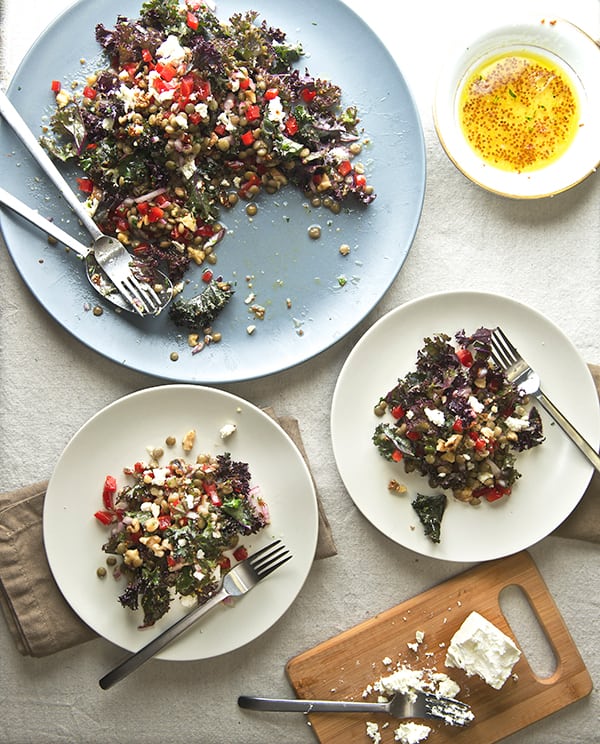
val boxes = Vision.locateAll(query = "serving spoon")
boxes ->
[0,89,173,315]
[0,186,155,313]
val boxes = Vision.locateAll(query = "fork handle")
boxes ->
[99,586,228,690]
[238,696,386,714]
[536,391,600,473]
[0,90,101,239]
[0,186,90,257]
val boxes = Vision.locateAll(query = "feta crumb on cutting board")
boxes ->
[445,611,521,689]
[394,722,431,743]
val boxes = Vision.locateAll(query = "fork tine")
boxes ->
[117,279,146,316]
[490,327,516,368]
[248,541,292,579]
[121,276,159,315]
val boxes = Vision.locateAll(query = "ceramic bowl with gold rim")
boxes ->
[433,17,600,199]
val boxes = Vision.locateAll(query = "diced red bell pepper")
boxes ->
[264,88,279,100]
[239,77,251,90]
[354,173,367,189]
[337,160,353,177]
[406,430,421,441]
[102,475,117,510]
[186,11,199,30]
[94,510,114,526]
[452,418,464,433]
[392,450,403,462]
[201,269,213,283]
[180,75,194,99]
[300,87,316,103]
[157,62,177,82]
[51,80,61,93]
[76,177,94,194]
[147,205,165,223]
[391,405,404,419]
[245,104,261,122]
[158,514,172,531]
[233,546,248,562]
[83,85,97,100]
[141,48,153,64]
[203,481,222,506]
[474,485,511,502]
[218,556,231,571]
[456,348,473,367]
[240,130,255,146]
[284,115,298,136]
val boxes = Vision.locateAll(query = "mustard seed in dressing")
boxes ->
[459,50,579,172]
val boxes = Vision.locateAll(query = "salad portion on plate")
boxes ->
[331,291,599,562]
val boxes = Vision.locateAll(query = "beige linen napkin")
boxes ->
[0,411,336,657]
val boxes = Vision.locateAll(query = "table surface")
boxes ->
[1,1,598,743]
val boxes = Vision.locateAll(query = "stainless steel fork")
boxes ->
[0,90,172,316]
[238,689,474,726]
[491,326,600,473]
[99,540,292,690]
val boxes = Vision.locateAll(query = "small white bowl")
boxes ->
[433,17,600,198]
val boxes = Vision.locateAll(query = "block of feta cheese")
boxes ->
[445,611,521,690]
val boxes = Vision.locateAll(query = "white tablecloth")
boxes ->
[1,1,599,742]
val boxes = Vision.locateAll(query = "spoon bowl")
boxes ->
[0,186,171,315]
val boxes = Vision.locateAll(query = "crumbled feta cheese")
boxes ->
[423,408,443,426]
[151,467,171,486]
[505,416,530,432]
[267,95,285,123]
[382,656,393,666]
[156,34,187,64]
[468,395,484,413]
[445,611,521,689]
[366,721,381,743]
[394,722,431,743]
[219,423,237,439]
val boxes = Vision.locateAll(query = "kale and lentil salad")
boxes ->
[373,328,544,539]
[94,449,269,627]
[42,0,375,313]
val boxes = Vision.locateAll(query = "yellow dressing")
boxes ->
[459,50,580,172]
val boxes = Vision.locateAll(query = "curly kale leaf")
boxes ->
[168,279,234,331]
[40,103,87,161]
[95,16,163,66]
[412,493,447,544]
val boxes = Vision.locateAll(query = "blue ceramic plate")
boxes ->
[0,0,425,383]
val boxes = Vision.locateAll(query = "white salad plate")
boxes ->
[0,0,425,383]
[331,291,599,563]
[43,385,318,660]
[433,16,600,198]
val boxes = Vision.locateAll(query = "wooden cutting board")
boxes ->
[286,551,591,743]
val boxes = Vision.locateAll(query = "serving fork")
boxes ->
[238,690,474,726]
[0,89,172,316]
[99,540,291,690]
[490,326,600,473]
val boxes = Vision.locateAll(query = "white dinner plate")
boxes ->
[43,385,318,660]
[433,16,600,198]
[331,291,599,562]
